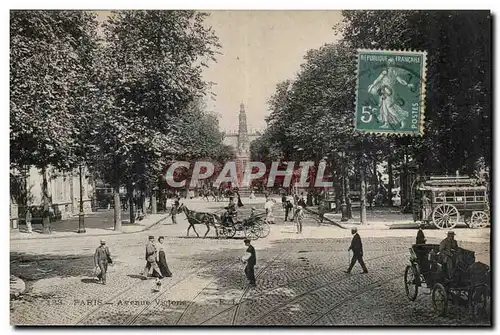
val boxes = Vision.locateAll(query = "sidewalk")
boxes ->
[306,207,415,230]
[10,210,169,240]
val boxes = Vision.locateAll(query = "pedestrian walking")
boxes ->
[171,197,180,224]
[318,200,326,225]
[156,236,172,277]
[94,239,112,285]
[241,239,256,287]
[141,236,162,279]
[284,197,294,222]
[264,197,276,224]
[25,208,32,233]
[421,192,432,223]
[294,205,304,233]
[345,227,368,274]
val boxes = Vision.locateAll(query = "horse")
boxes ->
[178,204,219,238]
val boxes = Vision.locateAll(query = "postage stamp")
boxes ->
[355,49,427,136]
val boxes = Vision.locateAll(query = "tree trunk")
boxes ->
[41,166,51,234]
[372,158,378,190]
[387,157,394,206]
[151,189,157,214]
[128,185,135,224]
[113,179,122,231]
[360,166,367,225]
[345,157,352,219]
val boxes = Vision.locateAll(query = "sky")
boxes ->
[94,10,343,132]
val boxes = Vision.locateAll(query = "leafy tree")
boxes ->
[95,10,221,228]
[10,10,101,233]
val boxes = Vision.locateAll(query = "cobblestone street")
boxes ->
[10,199,491,326]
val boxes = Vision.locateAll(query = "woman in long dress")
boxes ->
[156,236,172,277]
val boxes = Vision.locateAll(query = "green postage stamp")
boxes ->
[355,49,427,136]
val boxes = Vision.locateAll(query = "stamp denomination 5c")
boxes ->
[355,49,427,136]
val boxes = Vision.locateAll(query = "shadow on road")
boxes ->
[11,252,95,282]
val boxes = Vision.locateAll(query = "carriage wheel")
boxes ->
[225,226,236,238]
[244,226,259,240]
[469,285,491,320]
[431,283,449,316]
[256,221,270,238]
[404,265,419,301]
[470,211,489,229]
[432,204,459,229]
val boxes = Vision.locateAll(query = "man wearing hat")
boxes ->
[284,196,294,222]
[242,239,256,287]
[439,231,458,279]
[345,227,368,274]
[94,239,112,285]
[223,196,237,225]
[141,236,162,279]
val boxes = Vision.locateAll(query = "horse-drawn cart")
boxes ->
[215,212,270,240]
[412,176,490,229]
[404,244,491,320]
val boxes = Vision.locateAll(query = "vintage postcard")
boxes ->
[9,10,491,326]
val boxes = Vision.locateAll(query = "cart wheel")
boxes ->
[470,211,489,229]
[244,226,259,240]
[257,221,270,238]
[404,265,419,301]
[226,226,236,238]
[432,283,449,316]
[432,204,459,229]
[469,285,491,320]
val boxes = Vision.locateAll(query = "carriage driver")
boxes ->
[223,196,237,225]
[439,231,459,279]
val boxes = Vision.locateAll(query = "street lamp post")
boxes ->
[77,165,86,233]
[340,151,348,222]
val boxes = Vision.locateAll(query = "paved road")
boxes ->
[10,198,491,326]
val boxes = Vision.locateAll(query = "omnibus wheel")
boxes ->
[432,204,459,229]
[470,211,489,229]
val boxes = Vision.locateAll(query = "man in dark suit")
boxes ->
[141,236,162,279]
[345,227,368,274]
[243,239,256,286]
[94,239,112,285]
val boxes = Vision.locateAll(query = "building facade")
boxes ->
[10,166,94,228]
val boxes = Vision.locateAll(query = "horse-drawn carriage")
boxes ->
[404,244,491,320]
[179,204,270,240]
[215,211,270,240]
[412,176,490,229]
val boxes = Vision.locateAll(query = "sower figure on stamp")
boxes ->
[94,239,112,285]
[141,236,162,279]
[241,239,256,287]
[345,227,368,274]
[367,58,413,129]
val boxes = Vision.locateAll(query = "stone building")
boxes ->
[10,166,94,228]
